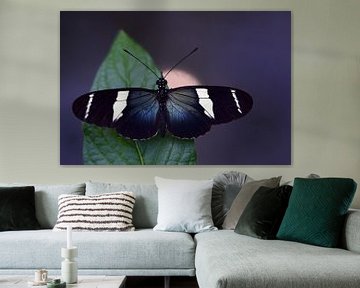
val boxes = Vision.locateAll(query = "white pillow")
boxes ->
[153,177,217,233]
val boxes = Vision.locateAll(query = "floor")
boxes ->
[0,276,198,288]
[126,276,199,288]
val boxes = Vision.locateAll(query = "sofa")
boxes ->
[0,173,359,288]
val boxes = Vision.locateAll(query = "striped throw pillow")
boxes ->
[53,192,136,231]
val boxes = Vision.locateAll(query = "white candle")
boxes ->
[67,225,72,248]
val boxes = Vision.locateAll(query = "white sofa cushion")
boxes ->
[153,177,217,233]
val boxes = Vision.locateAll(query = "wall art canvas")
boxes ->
[60,11,291,165]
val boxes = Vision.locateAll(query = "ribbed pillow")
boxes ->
[212,171,251,228]
[53,192,135,232]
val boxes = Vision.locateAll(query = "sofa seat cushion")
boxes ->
[0,229,195,271]
[195,230,360,288]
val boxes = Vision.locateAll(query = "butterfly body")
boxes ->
[156,76,169,137]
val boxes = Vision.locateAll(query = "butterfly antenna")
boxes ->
[123,49,160,78]
[164,47,199,78]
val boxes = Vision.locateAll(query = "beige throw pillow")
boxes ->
[222,176,281,230]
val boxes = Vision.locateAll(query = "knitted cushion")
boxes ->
[53,192,135,231]
[277,178,357,247]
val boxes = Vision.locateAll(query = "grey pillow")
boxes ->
[86,181,158,229]
[222,176,281,230]
[212,171,252,228]
[0,183,86,228]
[153,177,217,233]
[283,173,320,186]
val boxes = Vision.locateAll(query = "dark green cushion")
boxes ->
[277,178,357,247]
[0,186,41,231]
[235,185,292,239]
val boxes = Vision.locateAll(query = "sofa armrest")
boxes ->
[342,209,360,253]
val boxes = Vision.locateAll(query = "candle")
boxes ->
[67,225,72,248]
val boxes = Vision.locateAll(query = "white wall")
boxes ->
[0,0,359,208]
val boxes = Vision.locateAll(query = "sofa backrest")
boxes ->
[86,181,158,229]
[341,209,360,253]
[0,182,86,229]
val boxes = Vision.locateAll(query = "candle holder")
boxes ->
[61,247,78,284]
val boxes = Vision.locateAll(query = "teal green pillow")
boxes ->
[277,178,357,247]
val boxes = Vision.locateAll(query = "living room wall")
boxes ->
[0,0,359,208]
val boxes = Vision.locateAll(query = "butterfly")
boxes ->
[72,48,253,140]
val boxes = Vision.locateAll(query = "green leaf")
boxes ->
[90,30,159,91]
[82,30,197,165]
[83,125,196,165]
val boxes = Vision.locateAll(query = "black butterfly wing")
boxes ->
[115,89,160,139]
[187,86,253,124]
[165,88,213,138]
[166,86,253,138]
[72,88,160,139]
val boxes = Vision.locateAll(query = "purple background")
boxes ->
[60,11,291,165]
